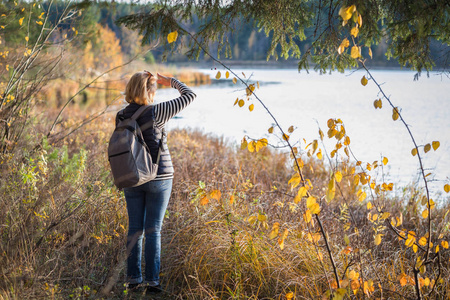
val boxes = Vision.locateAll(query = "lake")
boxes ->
[156,68,450,196]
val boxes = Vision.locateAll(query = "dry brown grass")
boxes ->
[0,105,449,299]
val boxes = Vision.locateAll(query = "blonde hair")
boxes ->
[125,71,157,105]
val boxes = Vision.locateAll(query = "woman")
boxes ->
[117,71,196,293]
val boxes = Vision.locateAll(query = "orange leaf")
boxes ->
[200,195,209,205]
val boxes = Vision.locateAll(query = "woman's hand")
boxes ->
[157,73,172,87]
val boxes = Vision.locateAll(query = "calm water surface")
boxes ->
[156,68,450,195]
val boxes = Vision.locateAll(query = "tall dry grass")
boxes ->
[0,104,449,299]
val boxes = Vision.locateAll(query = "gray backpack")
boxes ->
[108,105,162,189]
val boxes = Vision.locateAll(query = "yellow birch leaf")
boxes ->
[351,46,361,59]
[282,134,289,141]
[444,184,450,193]
[293,194,302,204]
[246,84,255,96]
[405,236,415,247]
[288,173,301,189]
[367,202,373,210]
[225,71,230,78]
[317,149,323,160]
[19,17,24,26]
[240,137,248,150]
[339,5,356,21]
[420,196,428,206]
[357,14,363,27]
[358,191,366,202]
[327,179,335,201]
[381,212,391,220]
[436,245,440,253]
[344,136,350,146]
[248,104,254,112]
[247,141,256,152]
[351,26,359,38]
[229,194,235,205]
[304,209,312,223]
[310,202,321,215]
[441,240,449,249]
[382,157,388,165]
[268,126,274,134]
[419,237,427,246]
[286,292,294,300]
[327,118,335,128]
[427,198,435,209]
[424,143,431,153]
[288,125,294,133]
[422,209,429,219]
[258,138,268,147]
[306,196,316,209]
[167,31,178,43]
[373,99,382,109]
[319,129,324,141]
[269,228,278,240]
[298,186,308,198]
[257,81,260,89]
[368,47,373,59]
[330,149,337,158]
[413,244,418,253]
[238,99,245,107]
[411,148,418,156]
[248,215,257,224]
[354,174,360,185]
[374,234,382,245]
[232,77,237,84]
[234,98,239,106]
[338,38,350,54]
[278,239,285,250]
[432,141,440,151]
[392,107,399,120]
[361,75,368,86]
[335,171,343,183]
[255,138,267,152]
[257,213,267,222]
[36,20,43,25]
[215,71,221,79]
[328,127,337,138]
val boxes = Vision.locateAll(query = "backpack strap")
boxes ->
[129,105,164,167]
[131,105,152,120]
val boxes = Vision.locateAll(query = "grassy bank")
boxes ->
[0,103,449,299]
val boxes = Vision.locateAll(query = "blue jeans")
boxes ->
[124,179,173,285]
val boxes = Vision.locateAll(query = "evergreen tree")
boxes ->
[116,0,450,73]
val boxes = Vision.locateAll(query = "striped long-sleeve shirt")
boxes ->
[118,78,196,180]
[154,78,196,128]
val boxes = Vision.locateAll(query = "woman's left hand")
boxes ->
[157,73,172,87]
